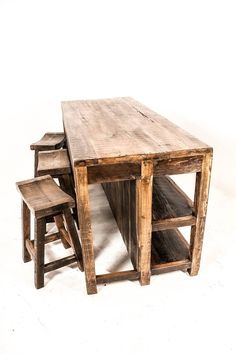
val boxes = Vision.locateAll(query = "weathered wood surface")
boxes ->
[74,166,97,294]
[96,270,139,284]
[151,229,190,265]
[136,160,153,285]
[62,97,213,292]
[189,152,213,275]
[30,132,65,151]
[152,176,196,230]
[37,149,71,177]
[88,162,140,184]
[153,156,202,176]
[151,259,191,275]
[22,201,31,262]
[16,175,75,219]
[62,97,211,167]
[34,218,46,289]
[102,180,138,269]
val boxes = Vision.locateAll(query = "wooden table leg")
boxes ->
[189,152,213,275]
[74,166,97,294]
[136,160,153,285]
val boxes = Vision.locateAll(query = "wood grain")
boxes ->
[62,97,211,167]
[74,166,97,294]
[37,149,71,177]
[16,175,75,219]
[136,160,153,285]
[151,229,190,266]
[22,201,31,262]
[34,218,46,289]
[30,132,65,151]
[189,152,213,275]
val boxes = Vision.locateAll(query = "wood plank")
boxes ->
[153,156,202,176]
[189,152,213,275]
[74,166,97,294]
[62,97,212,167]
[102,180,138,268]
[151,229,190,266]
[96,270,139,284]
[136,160,153,286]
[152,176,195,230]
[151,260,191,275]
[88,162,140,184]
[153,215,196,231]
[152,176,193,220]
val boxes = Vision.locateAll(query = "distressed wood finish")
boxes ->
[88,162,140,184]
[74,166,97,294]
[34,218,46,288]
[30,132,65,151]
[16,175,83,288]
[30,132,65,177]
[152,176,195,230]
[62,97,211,167]
[103,180,138,268]
[62,97,212,293]
[37,149,71,177]
[16,175,74,219]
[189,152,213,275]
[22,200,31,263]
[151,229,190,266]
[136,160,153,285]
[153,156,202,176]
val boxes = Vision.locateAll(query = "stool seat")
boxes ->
[37,149,71,177]
[30,132,65,151]
[16,175,74,219]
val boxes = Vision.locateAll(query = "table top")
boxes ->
[62,97,211,167]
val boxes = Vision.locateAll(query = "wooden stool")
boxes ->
[30,132,65,177]
[37,149,78,226]
[16,175,83,289]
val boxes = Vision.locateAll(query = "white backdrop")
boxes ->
[0,1,236,353]
[1,0,236,195]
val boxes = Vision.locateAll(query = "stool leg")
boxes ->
[22,201,31,263]
[34,218,46,289]
[34,150,39,177]
[59,174,79,228]
[63,208,84,271]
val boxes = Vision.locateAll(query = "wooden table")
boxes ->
[62,97,213,294]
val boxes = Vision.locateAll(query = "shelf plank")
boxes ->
[151,229,190,266]
[152,176,194,230]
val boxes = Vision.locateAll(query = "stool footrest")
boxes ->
[44,255,77,273]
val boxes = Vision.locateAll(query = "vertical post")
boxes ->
[189,151,213,275]
[22,200,31,262]
[34,151,39,177]
[34,218,46,289]
[74,166,97,295]
[136,160,153,285]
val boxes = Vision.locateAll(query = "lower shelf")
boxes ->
[151,229,191,273]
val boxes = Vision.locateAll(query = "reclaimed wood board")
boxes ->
[151,229,190,265]
[62,97,212,167]
[102,180,138,269]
